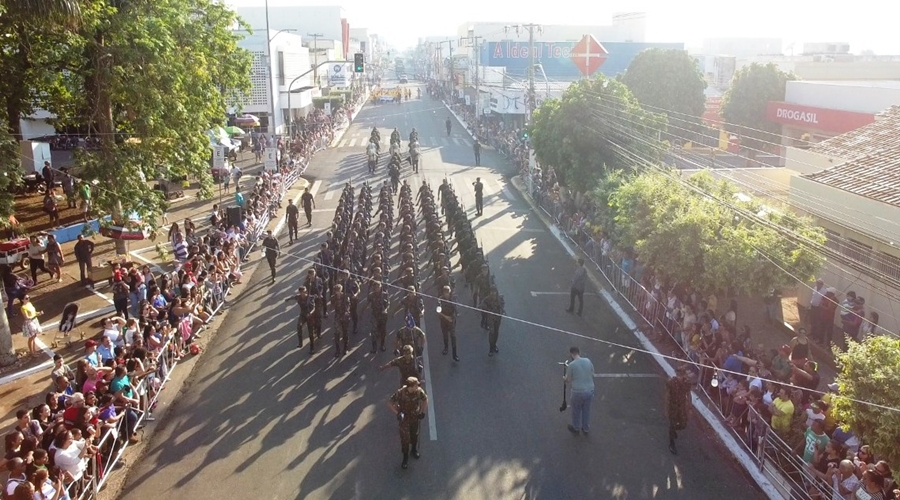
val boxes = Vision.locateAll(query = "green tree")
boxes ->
[720,63,794,151]
[620,48,707,142]
[832,336,900,481]
[0,0,81,367]
[58,0,251,253]
[608,170,822,296]
[530,74,666,192]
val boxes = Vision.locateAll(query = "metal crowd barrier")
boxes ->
[58,133,331,500]
[529,192,832,500]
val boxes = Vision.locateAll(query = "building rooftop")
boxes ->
[804,106,900,207]
[793,80,900,89]
[809,105,900,159]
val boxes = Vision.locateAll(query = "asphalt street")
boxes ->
[119,81,764,500]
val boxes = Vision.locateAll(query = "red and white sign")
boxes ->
[766,101,875,134]
[569,35,608,76]
[703,97,723,126]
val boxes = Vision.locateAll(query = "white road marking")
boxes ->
[421,332,437,441]
[529,291,598,297]
[309,179,323,197]
[593,373,659,378]
[501,186,516,201]
[323,187,336,201]
[85,285,114,304]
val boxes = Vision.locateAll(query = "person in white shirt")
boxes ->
[50,430,91,482]
[102,316,126,347]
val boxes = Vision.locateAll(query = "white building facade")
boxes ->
[236,31,315,135]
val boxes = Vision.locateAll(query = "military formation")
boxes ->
[286,112,505,470]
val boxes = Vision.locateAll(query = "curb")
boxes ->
[329,88,372,148]
[508,175,782,500]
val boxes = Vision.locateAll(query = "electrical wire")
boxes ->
[568,83,900,239]
[262,189,900,415]
[575,106,900,336]
[586,102,900,302]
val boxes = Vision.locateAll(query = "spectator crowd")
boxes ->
[449,99,898,500]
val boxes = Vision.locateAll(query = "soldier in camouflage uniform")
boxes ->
[666,365,693,455]
[285,285,316,354]
[379,345,419,385]
[387,377,429,469]
[331,284,351,357]
[480,286,505,356]
[368,281,390,353]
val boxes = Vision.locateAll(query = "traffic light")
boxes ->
[354,53,364,73]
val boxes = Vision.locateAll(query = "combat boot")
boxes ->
[401,453,409,469]
[411,446,420,459]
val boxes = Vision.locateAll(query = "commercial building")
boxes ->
[685,106,900,337]
[235,31,315,135]
[768,80,900,147]
[233,5,351,59]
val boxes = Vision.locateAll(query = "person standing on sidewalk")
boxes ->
[566,258,587,316]
[73,235,95,287]
[261,230,279,283]
[301,187,315,226]
[564,347,595,435]
[666,365,693,455]
[473,140,481,166]
[809,278,825,342]
[286,199,300,244]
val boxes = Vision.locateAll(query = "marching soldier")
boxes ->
[395,315,426,357]
[437,285,459,361]
[379,345,418,385]
[368,281,390,353]
[337,269,361,334]
[331,284,351,357]
[480,286,504,356]
[386,377,428,469]
[285,286,317,353]
[304,269,325,339]
[666,365,693,455]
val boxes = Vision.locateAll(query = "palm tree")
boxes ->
[0,0,80,19]
[0,0,80,366]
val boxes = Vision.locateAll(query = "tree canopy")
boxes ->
[720,63,794,151]
[0,0,251,230]
[832,335,900,481]
[620,48,707,140]
[530,74,666,191]
[602,170,823,295]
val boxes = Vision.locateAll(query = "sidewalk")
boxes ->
[0,119,345,424]
[507,175,782,499]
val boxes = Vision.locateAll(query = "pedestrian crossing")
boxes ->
[336,136,474,149]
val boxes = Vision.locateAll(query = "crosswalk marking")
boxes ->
[323,187,337,201]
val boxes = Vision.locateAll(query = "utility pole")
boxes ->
[436,39,454,94]
[307,33,323,87]
[461,31,483,114]
[504,23,542,119]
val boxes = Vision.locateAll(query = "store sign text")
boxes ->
[775,107,818,124]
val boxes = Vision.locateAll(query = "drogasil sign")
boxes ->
[775,107,818,124]
[766,101,875,134]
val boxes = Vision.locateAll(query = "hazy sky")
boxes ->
[226,0,899,55]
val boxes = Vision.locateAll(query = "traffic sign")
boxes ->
[569,35,608,77]
[264,148,277,171]
[212,146,226,169]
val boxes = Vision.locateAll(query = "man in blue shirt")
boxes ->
[96,336,115,364]
[565,346,595,435]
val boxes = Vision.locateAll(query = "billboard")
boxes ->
[480,41,684,79]
[329,63,351,88]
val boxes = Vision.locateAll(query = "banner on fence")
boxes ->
[264,148,278,171]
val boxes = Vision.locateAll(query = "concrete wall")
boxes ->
[786,81,900,114]
[784,147,845,176]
